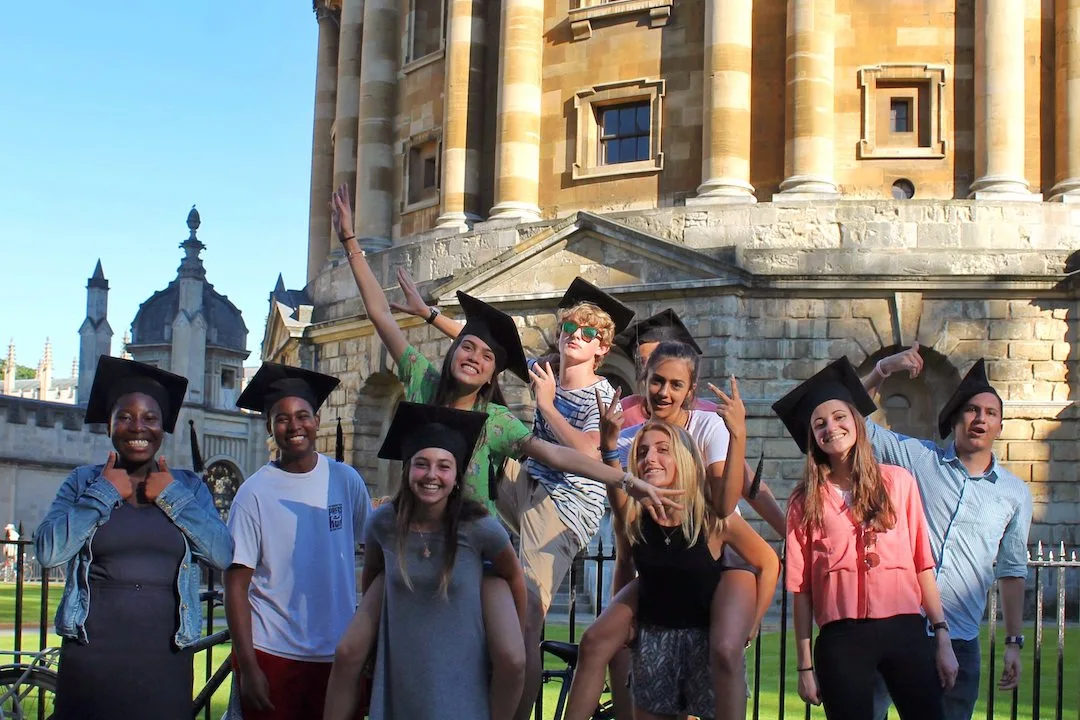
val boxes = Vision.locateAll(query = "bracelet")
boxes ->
[875,358,892,378]
[425,307,440,324]
[341,235,356,244]
[618,472,634,493]
[797,666,814,672]
[600,448,620,463]
[347,248,365,259]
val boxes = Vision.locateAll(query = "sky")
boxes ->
[0,3,319,375]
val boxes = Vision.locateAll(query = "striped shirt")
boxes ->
[526,378,619,548]
[866,421,1033,641]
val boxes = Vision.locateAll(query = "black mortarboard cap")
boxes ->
[84,356,189,433]
[456,292,529,382]
[377,401,488,471]
[937,359,1000,439]
[615,309,702,356]
[557,277,636,334]
[235,362,340,414]
[771,358,878,454]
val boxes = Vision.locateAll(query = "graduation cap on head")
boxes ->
[558,278,636,334]
[84,356,188,433]
[615,309,702,356]
[456,291,529,383]
[235,362,340,415]
[377,401,488,471]
[771,357,877,454]
[937,359,1001,440]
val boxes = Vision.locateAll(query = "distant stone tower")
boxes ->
[169,207,209,405]
[2,341,14,395]
[37,339,52,399]
[77,261,112,403]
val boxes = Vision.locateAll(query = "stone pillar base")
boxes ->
[435,212,481,232]
[777,174,839,200]
[687,178,757,205]
[969,175,1042,201]
[488,202,542,222]
[1049,179,1080,202]
[359,236,392,252]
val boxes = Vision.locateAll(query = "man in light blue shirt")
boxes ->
[863,346,1033,720]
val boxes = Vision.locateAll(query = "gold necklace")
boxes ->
[411,522,438,559]
[660,524,680,546]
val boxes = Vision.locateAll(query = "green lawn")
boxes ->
[0,581,1072,720]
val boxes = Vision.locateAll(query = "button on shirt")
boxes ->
[866,421,1033,641]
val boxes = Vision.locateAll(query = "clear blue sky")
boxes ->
[0,3,318,375]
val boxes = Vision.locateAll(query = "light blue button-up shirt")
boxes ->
[866,421,1033,641]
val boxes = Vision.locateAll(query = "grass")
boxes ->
[0,582,1073,719]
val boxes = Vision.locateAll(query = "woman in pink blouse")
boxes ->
[773,358,958,720]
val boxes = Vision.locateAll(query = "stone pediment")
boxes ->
[427,211,747,305]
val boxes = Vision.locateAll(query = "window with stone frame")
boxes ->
[404,135,441,210]
[858,65,946,160]
[573,78,664,180]
[408,0,445,63]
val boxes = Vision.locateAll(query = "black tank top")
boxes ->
[632,514,724,629]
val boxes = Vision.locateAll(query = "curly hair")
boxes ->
[558,303,616,369]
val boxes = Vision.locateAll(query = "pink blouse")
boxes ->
[785,464,936,628]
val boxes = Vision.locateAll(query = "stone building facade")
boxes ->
[268,0,1080,548]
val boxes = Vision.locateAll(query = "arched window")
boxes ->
[204,461,243,521]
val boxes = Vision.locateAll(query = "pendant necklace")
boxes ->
[661,525,680,546]
[413,526,434,559]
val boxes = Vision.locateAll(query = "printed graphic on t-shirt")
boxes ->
[328,503,343,531]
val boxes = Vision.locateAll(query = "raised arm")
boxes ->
[706,378,747,518]
[530,362,604,457]
[596,388,636,527]
[331,185,409,360]
[863,342,923,397]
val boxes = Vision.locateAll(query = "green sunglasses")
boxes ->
[561,320,600,341]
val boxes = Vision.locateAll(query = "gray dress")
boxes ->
[366,504,511,720]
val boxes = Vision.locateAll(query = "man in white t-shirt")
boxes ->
[225,363,371,720]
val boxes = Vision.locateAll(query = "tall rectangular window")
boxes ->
[407,141,440,206]
[890,98,913,133]
[410,0,444,61]
[599,102,651,165]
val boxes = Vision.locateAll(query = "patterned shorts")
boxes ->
[631,625,715,719]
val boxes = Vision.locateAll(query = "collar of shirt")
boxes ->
[942,442,1000,483]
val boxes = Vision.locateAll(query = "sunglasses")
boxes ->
[863,526,880,569]
[561,320,601,341]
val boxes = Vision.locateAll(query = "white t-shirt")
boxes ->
[228,453,371,662]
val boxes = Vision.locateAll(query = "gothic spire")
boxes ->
[88,260,108,289]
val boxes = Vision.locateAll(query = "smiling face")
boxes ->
[450,335,497,391]
[809,399,859,461]
[645,358,695,422]
[952,391,1003,454]
[268,396,320,464]
[634,428,677,488]
[109,392,165,466]
[407,447,458,510]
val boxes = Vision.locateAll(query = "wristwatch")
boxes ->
[931,621,950,634]
[618,473,635,493]
[1005,635,1025,649]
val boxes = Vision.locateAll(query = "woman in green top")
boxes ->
[323,185,681,720]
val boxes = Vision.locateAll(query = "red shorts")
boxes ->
[233,649,333,720]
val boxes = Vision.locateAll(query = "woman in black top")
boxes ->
[610,404,778,719]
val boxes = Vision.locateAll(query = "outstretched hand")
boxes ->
[879,341,924,379]
[624,476,683,524]
[388,267,432,318]
[708,376,746,439]
[329,184,355,242]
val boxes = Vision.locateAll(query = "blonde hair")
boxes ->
[558,303,616,369]
[626,420,723,547]
[791,401,897,534]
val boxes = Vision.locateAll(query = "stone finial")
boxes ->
[121,331,132,360]
[71,357,78,380]
[178,206,207,280]
[187,205,201,234]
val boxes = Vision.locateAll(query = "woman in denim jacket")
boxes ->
[34,356,233,720]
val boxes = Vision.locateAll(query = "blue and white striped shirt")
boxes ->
[866,421,1033,641]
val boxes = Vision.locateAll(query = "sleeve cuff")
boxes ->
[84,479,123,508]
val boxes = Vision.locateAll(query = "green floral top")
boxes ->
[396,345,533,511]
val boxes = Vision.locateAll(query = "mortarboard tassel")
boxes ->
[336,417,344,463]
[747,455,764,500]
[189,419,205,474]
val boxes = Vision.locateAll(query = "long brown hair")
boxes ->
[433,334,507,409]
[642,341,700,414]
[790,401,897,533]
[625,421,724,546]
[392,456,488,598]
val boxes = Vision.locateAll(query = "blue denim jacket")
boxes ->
[34,464,234,647]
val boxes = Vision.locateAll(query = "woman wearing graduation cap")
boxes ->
[774,358,957,720]
[34,356,233,720]
[363,401,527,720]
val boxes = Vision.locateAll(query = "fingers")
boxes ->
[729,375,740,399]
[104,452,116,471]
[706,382,726,403]
[645,503,661,525]
[388,302,407,313]
[594,388,605,414]
[157,456,168,474]
[611,386,622,405]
